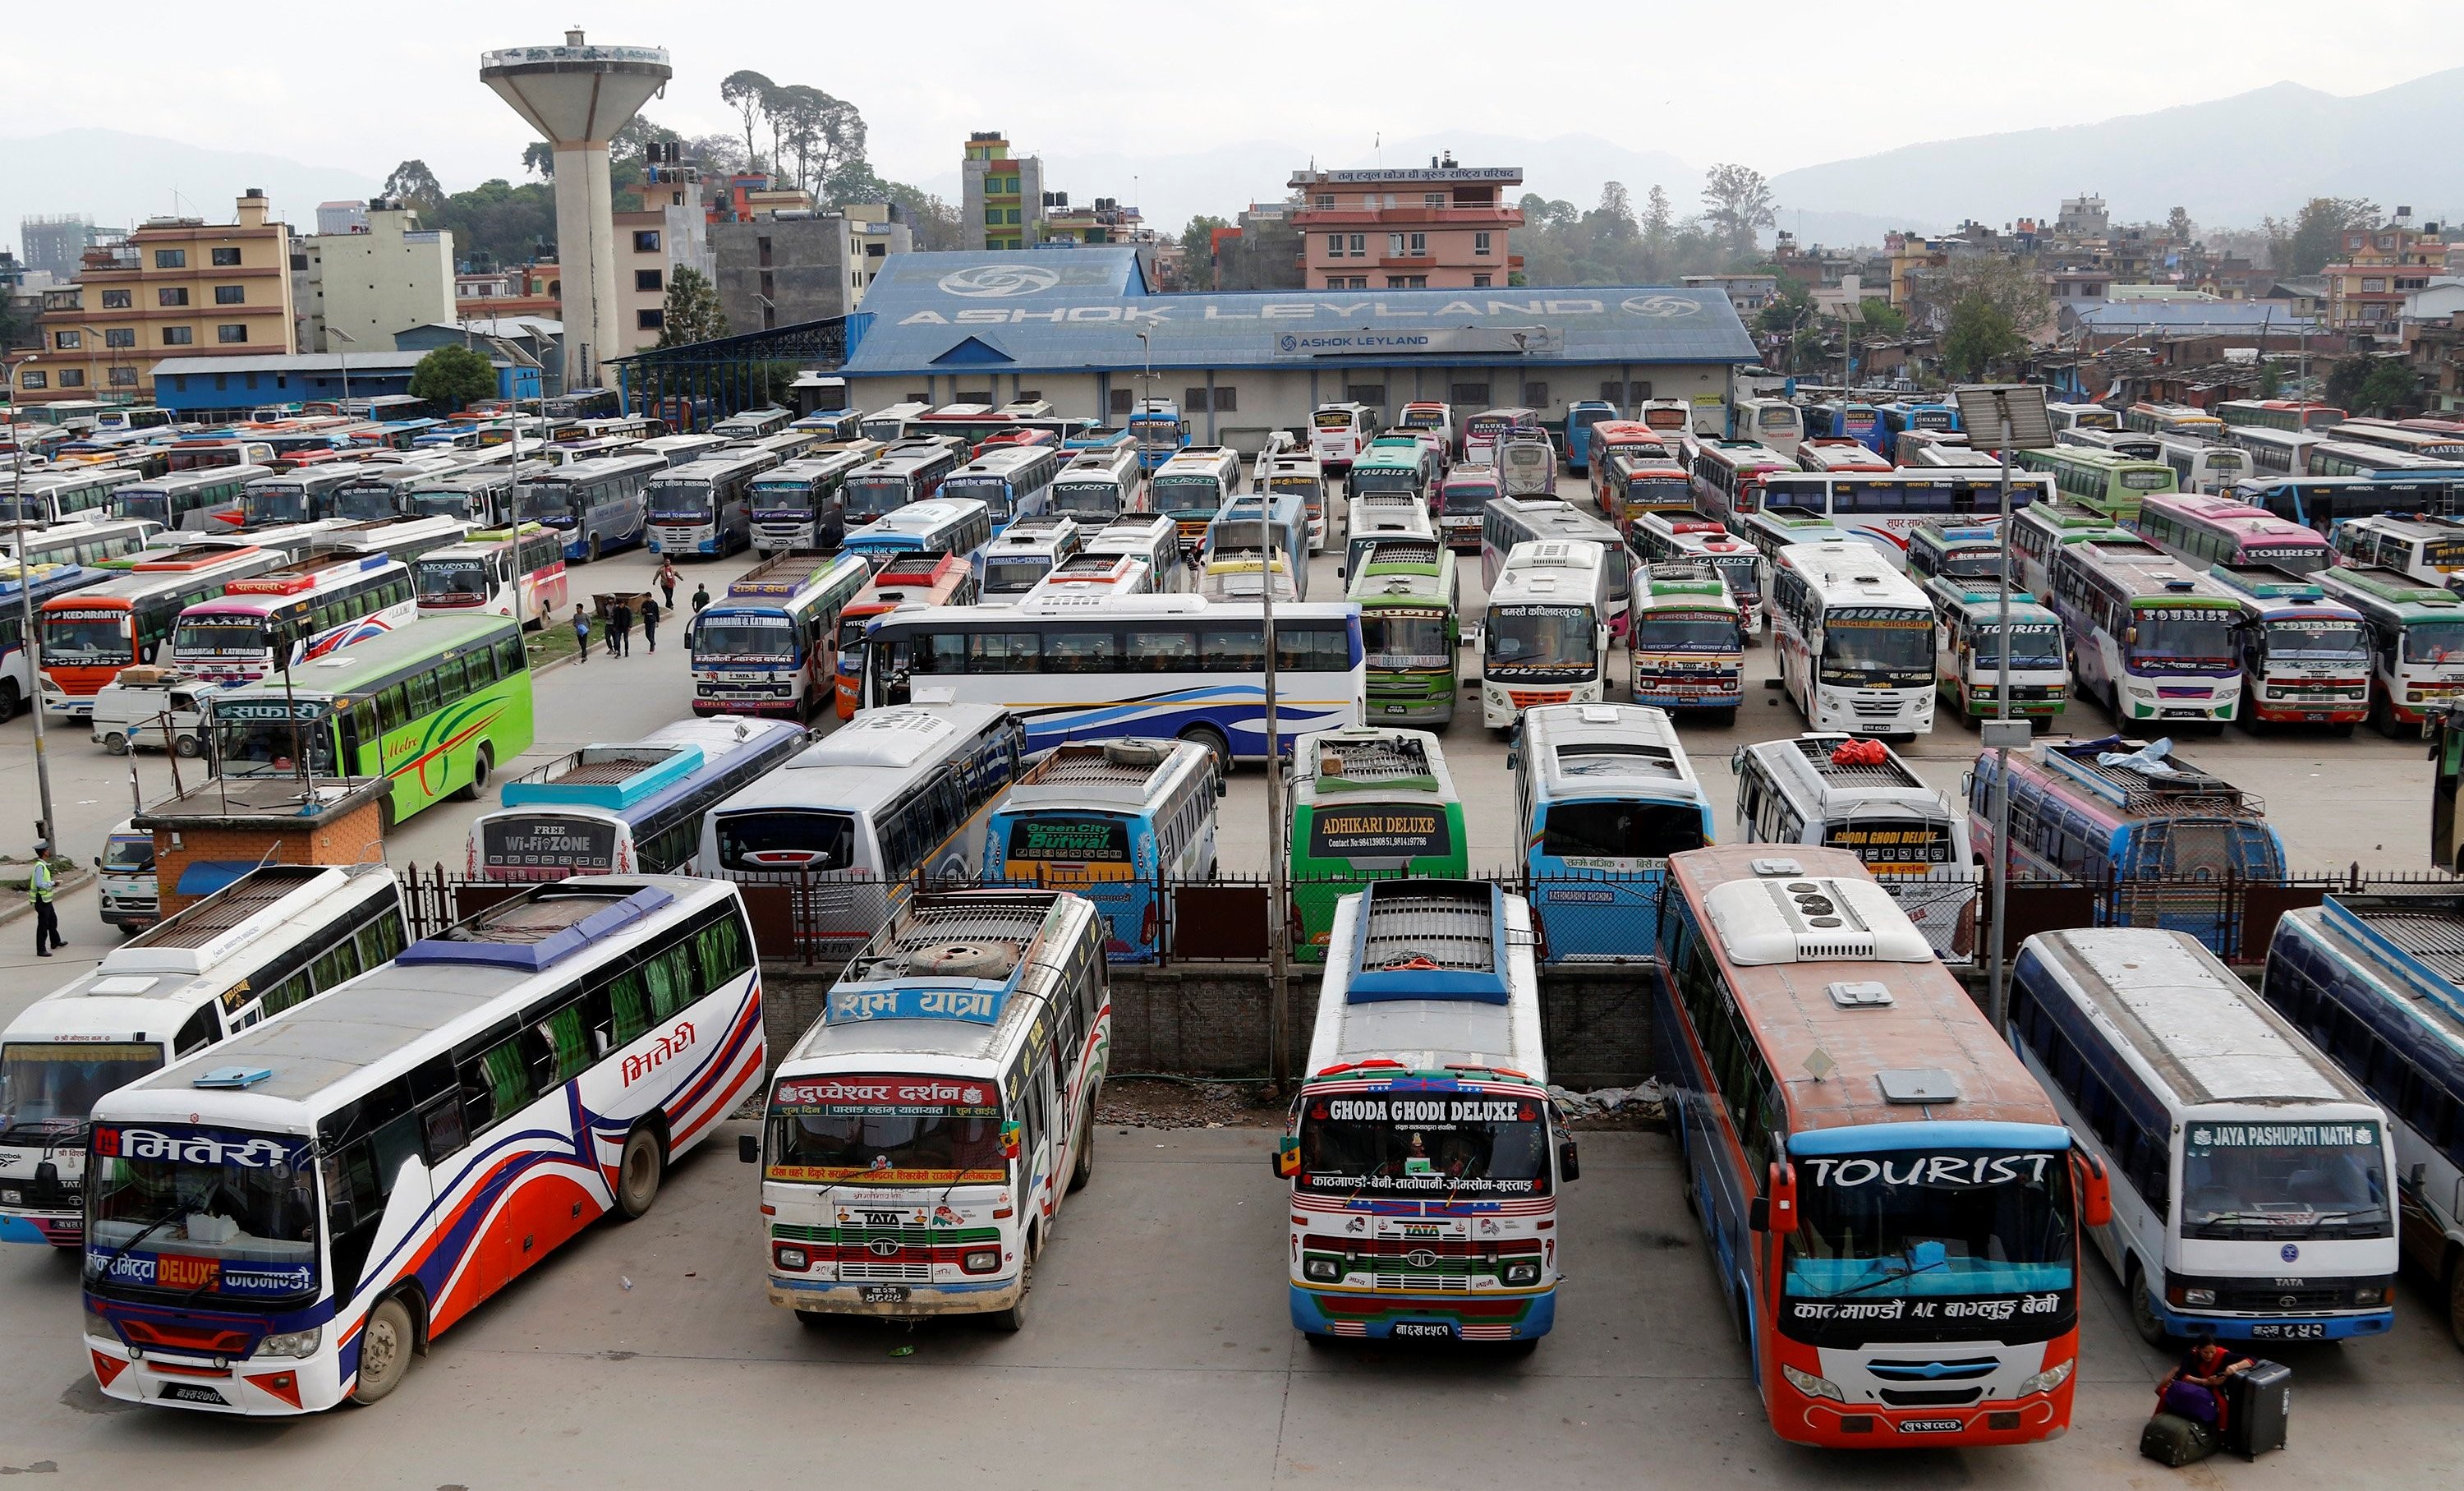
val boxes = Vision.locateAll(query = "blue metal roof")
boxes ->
[2072,301,2319,330]
[842,249,1758,375]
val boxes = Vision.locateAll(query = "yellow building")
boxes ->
[13,191,296,404]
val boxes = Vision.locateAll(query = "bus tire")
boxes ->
[103,732,130,756]
[352,1295,417,1405]
[1068,1108,1095,1193]
[453,746,493,803]
[988,1237,1034,1332]
[1178,725,1233,778]
[0,680,16,722]
[2126,1259,2172,1346]
[612,1125,665,1222]
[1708,707,1738,729]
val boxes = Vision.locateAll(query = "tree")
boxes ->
[2356,361,2420,416]
[2257,361,2286,398]
[2324,355,2373,411]
[1756,277,1811,337]
[430,177,555,270]
[657,267,727,347]
[769,85,865,199]
[684,134,747,177]
[2265,196,2380,275]
[1179,214,1229,292]
[407,344,496,412]
[719,71,775,170]
[521,142,554,180]
[1942,255,2052,345]
[1700,163,1775,257]
[1941,297,2020,381]
[2166,205,2195,243]
[880,182,962,251]
[1642,185,1673,251]
[1859,297,1908,338]
[381,159,445,214]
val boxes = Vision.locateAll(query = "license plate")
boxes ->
[1896,1417,1963,1433]
[860,1285,910,1305]
[160,1383,227,1406]
[2250,1321,2325,1340]
[1390,1321,1456,1340]
[1383,704,1408,715]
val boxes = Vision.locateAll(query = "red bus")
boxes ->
[830,552,980,718]
[1656,844,2108,1448]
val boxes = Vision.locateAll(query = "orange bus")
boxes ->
[830,551,980,717]
[36,545,285,719]
[1656,844,2108,1449]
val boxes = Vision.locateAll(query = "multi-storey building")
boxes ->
[292,200,455,352]
[2325,216,2450,338]
[614,152,716,351]
[1288,156,1523,291]
[11,190,295,405]
[962,131,1044,251]
[712,205,911,332]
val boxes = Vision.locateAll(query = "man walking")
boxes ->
[658,559,679,610]
[29,841,64,957]
[641,595,661,654]
[611,598,633,657]
[692,582,711,616]
[572,604,591,664]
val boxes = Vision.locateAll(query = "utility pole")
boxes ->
[1262,495,1289,1086]
[5,355,60,853]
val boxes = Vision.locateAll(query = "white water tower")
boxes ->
[480,30,672,390]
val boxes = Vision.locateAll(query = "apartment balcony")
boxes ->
[1290,205,1522,228]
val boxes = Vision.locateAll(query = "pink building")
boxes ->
[1288,155,1524,292]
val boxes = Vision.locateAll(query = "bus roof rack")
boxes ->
[108,865,350,972]
[1345,881,1510,1005]
[828,890,1062,1026]
[2041,736,2262,817]
[502,744,702,810]
[2318,891,2464,1027]
[399,884,675,972]
[1788,734,1925,791]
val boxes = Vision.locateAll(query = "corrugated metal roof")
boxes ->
[153,352,430,376]
[2073,302,2319,330]
[842,249,1757,375]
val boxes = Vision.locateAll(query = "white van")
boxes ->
[89,667,218,757]
[95,819,157,931]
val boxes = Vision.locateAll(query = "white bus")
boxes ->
[1481,542,1613,729]
[1019,550,1152,605]
[1047,446,1143,526]
[861,596,1364,770]
[1733,394,1804,458]
[859,401,932,444]
[1768,539,1936,736]
[81,876,761,1412]
[749,450,871,555]
[0,517,160,571]
[977,515,1085,601]
[701,703,1029,892]
[0,865,404,1249]
[2157,435,2250,495]
[2047,400,2120,433]
[1478,497,1633,628]
[2012,927,2399,1346]
[1731,732,1975,959]
[751,889,1108,1329]
[2059,427,2167,462]
[2224,426,2322,480]
[1083,513,1189,595]
[411,522,568,629]
[1309,403,1379,472]
[688,551,871,720]
[1755,470,2054,570]
[168,553,417,686]
[1,465,144,527]
[646,449,775,558]
[114,466,273,532]
[629,432,731,467]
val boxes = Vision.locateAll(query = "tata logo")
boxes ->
[1619,293,1703,319]
[939,265,1060,298]
[867,1238,902,1257]
[2280,1243,2301,1263]
[1404,1249,1439,1269]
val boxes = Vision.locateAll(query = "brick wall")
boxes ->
[150,800,386,917]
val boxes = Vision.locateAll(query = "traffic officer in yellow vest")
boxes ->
[28,840,65,957]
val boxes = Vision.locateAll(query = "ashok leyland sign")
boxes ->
[892,287,1710,331]
[1272,326,1561,358]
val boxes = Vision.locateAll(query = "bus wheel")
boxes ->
[988,1240,1034,1332]
[352,1295,417,1404]
[587,534,603,564]
[612,1126,664,1221]
[453,747,493,803]
[2443,1249,2464,1351]
[2126,1260,2172,1346]
[1709,708,1738,729]
[0,680,16,721]
[103,732,130,756]
[1178,725,1233,779]
[1068,1109,1095,1193]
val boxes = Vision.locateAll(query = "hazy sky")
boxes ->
[9,0,2464,221]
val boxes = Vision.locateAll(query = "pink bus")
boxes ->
[2132,491,2334,576]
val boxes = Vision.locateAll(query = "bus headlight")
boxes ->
[1502,1260,1542,1286]
[773,1245,809,1271]
[85,1309,116,1344]
[2016,1358,2074,1396]
[255,1326,322,1360]
[962,1249,1002,1274]
[2351,1284,2387,1305]
[1303,1258,1342,1282]
[1780,1364,1845,1401]
[2172,1285,2216,1306]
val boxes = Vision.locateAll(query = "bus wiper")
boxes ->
[1827,1243,1950,1300]
[87,1193,213,1282]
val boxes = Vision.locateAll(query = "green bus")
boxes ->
[1343,446,1428,504]
[1287,725,1468,961]
[208,614,536,826]
[1347,535,1461,727]
[2011,444,2176,522]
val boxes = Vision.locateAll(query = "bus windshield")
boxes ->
[646,481,715,524]
[416,555,492,604]
[214,711,337,775]
[2263,619,2367,664]
[1350,467,1419,495]
[1153,476,1224,514]
[1619,475,1690,510]
[41,614,131,666]
[1050,483,1121,518]
[1931,550,2000,579]
[2407,620,2464,665]
[2180,1121,2389,1240]
[1362,610,1450,670]
[751,485,814,520]
[1441,480,1498,514]
[117,492,172,527]
[84,1125,320,1306]
[2132,606,2236,668]
[334,486,397,522]
[1817,612,1931,686]
[842,477,909,522]
[2,1042,159,1134]
[1541,801,1707,859]
[1486,605,1597,676]
[982,558,1052,596]
[519,486,572,522]
[694,614,797,664]
[242,490,307,524]
[172,616,270,657]
[766,1075,1007,1186]
[1786,1148,2076,1302]
[1971,623,2065,670]
[1294,1092,1551,1199]
[1633,613,1741,651]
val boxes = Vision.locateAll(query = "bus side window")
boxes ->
[172,1004,220,1058]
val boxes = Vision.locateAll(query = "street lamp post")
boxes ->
[327,324,356,407]
[3,352,60,852]
[476,333,547,539]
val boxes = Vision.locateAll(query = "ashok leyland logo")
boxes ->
[1620,294,1703,318]
[939,265,1060,298]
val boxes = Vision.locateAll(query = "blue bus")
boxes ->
[982,737,1221,962]
[839,498,996,573]
[2232,475,2464,537]
[788,408,862,441]
[1809,399,1880,448]
[1510,703,1712,959]
[1872,400,1961,458]
[940,445,1063,535]
[465,713,809,881]
[1564,400,1620,474]
[518,452,664,562]
[1203,490,1309,599]
[1064,428,1134,457]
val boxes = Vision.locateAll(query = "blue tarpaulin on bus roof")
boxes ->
[176,862,265,897]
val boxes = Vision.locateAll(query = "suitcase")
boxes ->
[2140,1411,2218,1466]
[2224,1360,2292,1459]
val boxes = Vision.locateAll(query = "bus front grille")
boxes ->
[1371,1273,1473,1292]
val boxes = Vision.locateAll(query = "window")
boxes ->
[101,289,131,309]
[103,327,135,347]
[637,308,664,330]
[1523,381,1550,408]
[1472,274,1492,288]
[211,246,241,267]
[633,229,660,254]
[1348,233,1365,257]
[1211,386,1237,412]
[216,324,248,343]
[159,287,190,306]
[214,284,245,305]
[17,370,43,389]
[53,330,79,350]
[57,369,84,388]
[109,366,138,387]
[1326,233,1346,258]
[1389,232,1406,257]
[985,208,1004,225]
[154,249,186,269]
[1005,209,1022,226]
[1386,275,1426,289]
[1424,192,1446,209]
[1109,388,1134,415]
[1409,232,1427,255]
[1182,388,1211,412]
[1601,380,1625,403]
[635,269,663,293]
[162,326,192,346]
[1451,382,1491,407]
[1345,384,1386,407]
[1475,231,1493,256]
[1316,194,1335,209]
[1345,277,1368,290]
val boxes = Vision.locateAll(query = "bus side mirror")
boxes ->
[2078,1151,2112,1228]
[2123,626,2138,646]
[1557,1139,1580,1183]
[1758,1161,1800,1233]
[1275,1138,1300,1177]
[738,1134,758,1164]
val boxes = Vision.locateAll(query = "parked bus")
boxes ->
[753,888,1103,1331]
[1627,562,1745,722]
[1020,550,1152,609]
[839,497,995,573]
[862,597,1363,769]
[1492,432,1556,499]
[1757,471,2049,569]
[1348,537,1460,728]
[1593,452,1693,538]
[37,546,285,716]
[1689,440,1795,525]
[981,738,1218,960]
[643,449,772,558]
[0,464,142,527]
[831,553,981,719]
[1309,403,1379,472]
[1631,511,1765,636]
[0,517,159,573]
[2239,475,2464,537]
[2331,512,2464,585]
[2224,426,2322,480]
[688,552,870,720]
[2309,439,2464,481]
[1769,540,1935,737]
[0,563,108,720]
[1461,407,1539,464]
[411,522,567,629]
[2012,927,2398,1346]
[1587,419,1671,480]
[2331,419,2464,463]
[1561,398,1618,472]
[968,513,1080,602]
[113,466,270,532]
[1732,395,1805,458]
[1805,398,1879,447]
[208,614,534,825]
[625,432,727,467]
[1151,446,1243,548]
[169,553,416,685]
[2135,491,2335,576]
[1869,399,1961,459]
[2048,400,2121,433]
[788,409,862,441]
[1655,844,2106,1447]
[1277,879,1568,1342]
[1204,490,1308,590]
[2048,537,2244,727]
[706,406,792,441]
[469,716,807,881]
[702,703,1027,893]
[941,445,1064,536]
[2125,401,2227,441]
[1345,446,1428,510]
[1479,497,1632,626]
[235,462,388,527]
[0,865,405,1249]
[163,440,276,476]
[1798,437,1893,475]
[2155,435,2250,496]
[748,451,867,555]
[1927,578,2069,728]
[2060,426,2167,462]
[1048,446,1142,526]
[1732,733,1975,959]
[402,469,520,528]
[1906,521,2000,585]
[2218,399,2346,435]
[520,452,660,563]
[1970,737,2287,954]
[1344,490,1436,582]
[2013,444,2177,522]
[1124,398,1188,473]
[1396,399,1456,455]
[1430,466,1501,554]
[82,875,759,1412]
[839,443,961,531]
[1286,727,1468,960]
[858,402,931,444]
[1482,541,1613,729]
[2316,564,2464,734]
[2261,891,2464,1347]
[1509,702,1710,955]
[2008,499,2131,600]
[1263,454,1330,555]
[1083,513,1189,596]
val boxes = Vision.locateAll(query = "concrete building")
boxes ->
[2324,217,2450,338]
[315,200,370,237]
[20,215,98,282]
[292,200,454,352]
[831,247,1755,445]
[614,156,716,352]
[962,132,1044,251]
[712,206,911,334]
[1681,274,1780,316]
[455,264,561,322]
[1289,156,1523,292]
[11,190,295,405]
[149,346,540,418]
[2055,195,2110,240]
